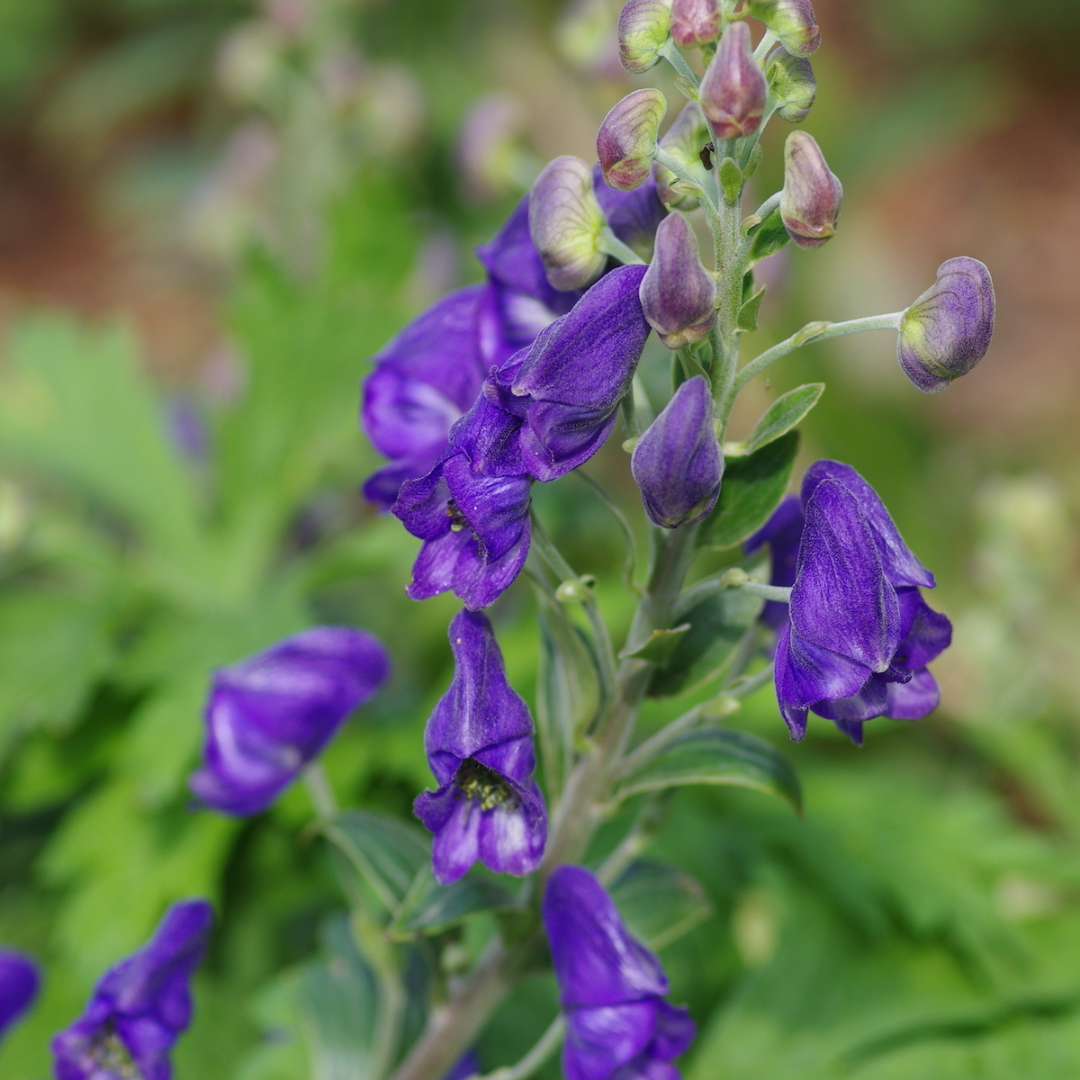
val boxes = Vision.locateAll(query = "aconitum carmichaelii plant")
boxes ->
[51,900,212,1080]
[414,608,546,884]
[190,626,390,815]
[0,950,39,1040]
[544,865,695,1080]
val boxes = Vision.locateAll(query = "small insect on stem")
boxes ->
[699,141,716,171]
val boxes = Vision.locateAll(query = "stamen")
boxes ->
[453,758,518,812]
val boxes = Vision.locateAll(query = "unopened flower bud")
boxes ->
[640,212,715,347]
[897,257,995,393]
[529,155,607,291]
[780,131,842,248]
[765,46,816,123]
[699,21,767,140]
[632,375,723,528]
[749,0,821,56]
[618,0,671,74]
[597,88,667,191]
[671,0,721,47]
[655,102,711,208]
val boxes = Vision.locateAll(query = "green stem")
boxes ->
[302,761,338,821]
[660,40,699,89]
[472,1016,566,1080]
[655,147,722,226]
[575,472,642,598]
[598,226,646,266]
[733,311,905,394]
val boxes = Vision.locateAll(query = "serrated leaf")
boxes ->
[388,870,516,940]
[748,207,791,262]
[615,730,801,812]
[742,384,824,453]
[647,589,761,698]
[697,431,799,549]
[610,860,712,951]
[737,285,767,333]
[536,593,602,794]
[297,917,378,1080]
[324,811,430,913]
[620,624,691,665]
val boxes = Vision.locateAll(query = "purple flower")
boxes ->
[393,452,533,611]
[414,610,546,884]
[639,213,715,349]
[780,131,842,249]
[444,1050,481,1080]
[759,461,951,743]
[699,21,767,141]
[543,866,695,1080]
[0,950,39,1039]
[632,376,723,528]
[51,900,212,1080]
[189,627,390,815]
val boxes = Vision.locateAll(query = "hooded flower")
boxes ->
[543,866,695,1080]
[393,452,533,611]
[414,609,546,884]
[362,174,666,509]
[51,900,212,1080]
[0,950,39,1039]
[755,461,951,743]
[190,627,391,815]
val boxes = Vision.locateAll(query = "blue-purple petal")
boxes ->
[0,951,39,1038]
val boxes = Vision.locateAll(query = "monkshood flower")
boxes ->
[897,257,995,393]
[190,627,390,815]
[639,212,715,348]
[699,21,767,141]
[632,376,722,527]
[762,461,951,743]
[414,609,546,884]
[529,155,608,291]
[444,1050,482,1080]
[670,0,720,48]
[618,0,671,74]
[543,866,695,1080]
[0,950,39,1038]
[765,46,816,123]
[780,131,842,249]
[597,89,667,192]
[393,452,532,611]
[51,900,212,1080]
[749,0,821,56]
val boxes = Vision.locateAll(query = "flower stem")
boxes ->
[303,761,338,821]
[598,226,646,266]
[470,1016,566,1080]
[733,311,905,394]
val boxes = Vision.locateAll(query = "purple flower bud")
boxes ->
[655,102,712,209]
[51,900,212,1080]
[699,21,768,141]
[780,130,842,249]
[749,0,821,56]
[529,155,607,292]
[671,0,721,47]
[0,951,39,1038]
[632,376,722,527]
[639,212,716,348]
[897,257,995,393]
[189,628,390,815]
[617,0,671,74]
[762,460,951,743]
[597,88,667,191]
[414,610,546,884]
[765,46,816,123]
[543,866,695,1080]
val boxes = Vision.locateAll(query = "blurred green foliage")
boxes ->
[0,1,1078,1078]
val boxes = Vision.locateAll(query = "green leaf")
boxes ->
[737,285,767,333]
[718,157,743,205]
[647,588,761,698]
[388,870,516,940]
[615,729,802,813]
[742,384,825,454]
[297,917,378,1080]
[748,207,791,262]
[620,624,692,666]
[323,811,431,913]
[697,431,799,550]
[610,860,713,951]
[536,593,602,793]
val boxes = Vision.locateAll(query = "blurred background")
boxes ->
[0,0,1079,1077]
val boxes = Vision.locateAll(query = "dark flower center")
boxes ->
[89,1022,143,1079]
[453,758,517,811]
[445,498,469,533]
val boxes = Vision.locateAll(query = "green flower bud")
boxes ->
[765,46,816,123]
[780,130,841,248]
[749,0,821,57]
[597,88,667,191]
[655,101,712,208]
[618,0,671,74]
[528,155,607,291]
